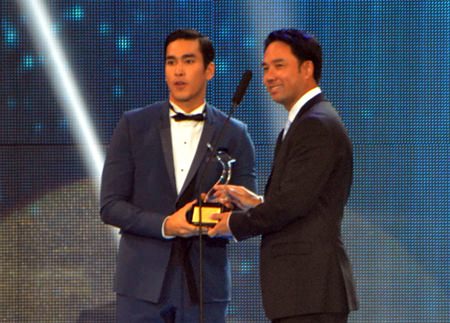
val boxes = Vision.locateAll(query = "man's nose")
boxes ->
[175,63,184,75]
[264,71,275,84]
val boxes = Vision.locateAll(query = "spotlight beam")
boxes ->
[19,0,104,186]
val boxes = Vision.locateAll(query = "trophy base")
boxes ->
[186,202,226,227]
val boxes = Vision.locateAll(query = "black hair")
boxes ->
[164,29,215,68]
[264,29,322,82]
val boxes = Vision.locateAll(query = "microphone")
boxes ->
[204,70,252,154]
[232,70,253,107]
[194,69,252,323]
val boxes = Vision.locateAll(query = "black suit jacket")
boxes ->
[230,94,358,319]
[100,101,256,303]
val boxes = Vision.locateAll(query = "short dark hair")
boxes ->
[164,29,215,69]
[264,29,322,82]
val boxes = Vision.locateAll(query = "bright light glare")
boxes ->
[19,0,105,186]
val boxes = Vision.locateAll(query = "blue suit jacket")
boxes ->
[100,101,256,303]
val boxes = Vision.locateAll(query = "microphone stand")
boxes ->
[196,103,238,323]
[195,70,252,323]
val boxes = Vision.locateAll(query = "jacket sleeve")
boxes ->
[230,116,338,241]
[229,123,257,193]
[99,114,168,239]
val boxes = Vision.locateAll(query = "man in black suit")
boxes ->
[209,29,358,322]
[100,29,256,322]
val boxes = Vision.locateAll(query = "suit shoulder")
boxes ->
[118,102,167,133]
[229,116,247,130]
[304,101,343,124]
[111,102,166,136]
[207,105,248,130]
[123,101,166,120]
[296,101,345,133]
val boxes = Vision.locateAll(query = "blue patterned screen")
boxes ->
[1,1,449,322]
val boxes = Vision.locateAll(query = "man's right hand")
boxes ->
[211,185,262,211]
[164,200,207,237]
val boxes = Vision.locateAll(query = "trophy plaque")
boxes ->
[187,150,235,227]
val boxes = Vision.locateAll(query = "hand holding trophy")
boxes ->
[186,150,235,227]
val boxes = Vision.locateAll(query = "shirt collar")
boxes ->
[287,87,322,123]
[169,100,206,116]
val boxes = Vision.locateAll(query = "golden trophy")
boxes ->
[187,150,235,227]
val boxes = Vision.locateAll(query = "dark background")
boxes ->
[1,1,449,322]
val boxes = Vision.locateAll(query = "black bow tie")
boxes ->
[171,112,205,122]
[170,105,206,122]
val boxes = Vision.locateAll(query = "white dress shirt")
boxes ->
[162,101,206,238]
[283,87,322,139]
[169,101,206,194]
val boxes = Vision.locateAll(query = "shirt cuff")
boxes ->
[162,216,175,239]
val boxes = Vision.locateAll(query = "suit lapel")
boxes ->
[159,102,177,193]
[177,104,216,200]
[273,129,284,159]
[265,130,284,195]
[280,93,326,143]
[296,93,325,122]
[265,93,326,195]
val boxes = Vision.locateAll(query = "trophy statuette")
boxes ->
[186,150,235,227]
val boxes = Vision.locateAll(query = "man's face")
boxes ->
[165,39,214,112]
[262,41,313,111]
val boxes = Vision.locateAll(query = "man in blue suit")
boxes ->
[100,29,256,322]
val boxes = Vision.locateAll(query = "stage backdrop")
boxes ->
[1,1,449,322]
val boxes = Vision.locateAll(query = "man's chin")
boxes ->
[171,93,192,101]
[270,96,285,106]
[169,96,190,106]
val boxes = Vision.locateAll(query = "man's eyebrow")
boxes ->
[261,58,285,67]
[182,54,196,59]
[166,53,196,61]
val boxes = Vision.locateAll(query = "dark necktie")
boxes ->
[170,105,205,122]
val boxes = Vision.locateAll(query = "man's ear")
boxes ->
[301,60,314,80]
[206,62,215,81]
